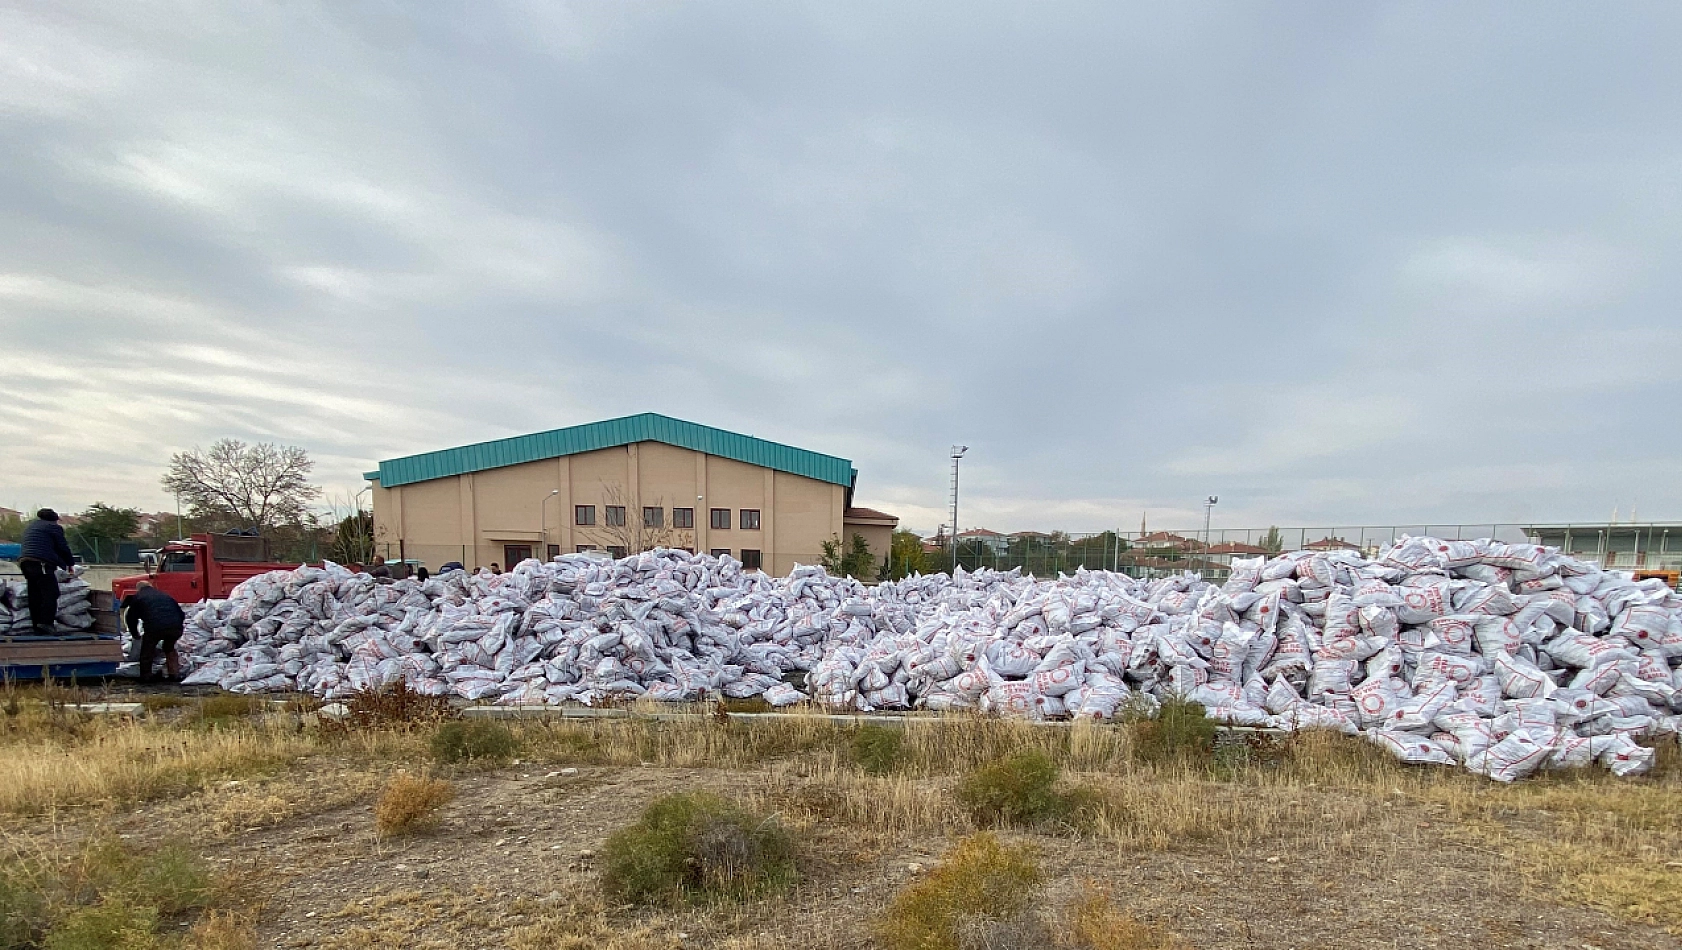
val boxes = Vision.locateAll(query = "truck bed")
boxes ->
[0,635,124,680]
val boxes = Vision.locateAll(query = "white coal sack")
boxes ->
[173,539,1682,780]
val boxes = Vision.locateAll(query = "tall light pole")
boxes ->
[539,489,559,557]
[950,445,968,572]
[1203,495,1219,565]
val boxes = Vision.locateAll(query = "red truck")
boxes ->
[110,533,316,606]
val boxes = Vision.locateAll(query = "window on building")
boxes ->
[575,505,596,526]
[575,544,597,553]
[740,509,761,530]
[740,549,762,571]
[547,544,560,560]
[710,508,731,530]
[605,505,626,527]
[607,545,628,559]
[710,548,731,558]
[673,507,694,529]
[503,544,533,565]
[643,506,663,528]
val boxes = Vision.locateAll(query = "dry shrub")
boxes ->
[1057,882,1190,950]
[374,773,456,838]
[956,909,1054,950]
[601,792,797,905]
[879,833,1041,950]
[182,910,259,950]
[338,681,454,732]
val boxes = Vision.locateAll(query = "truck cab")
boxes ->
[110,533,313,607]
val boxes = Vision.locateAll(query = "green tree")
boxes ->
[0,509,22,542]
[330,510,375,565]
[1259,525,1284,555]
[884,530,934,580]
[820,532,876,579]
[68,503,141,561]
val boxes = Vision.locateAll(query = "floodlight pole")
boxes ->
[1203,495,1219,564]
[950,446,968,572]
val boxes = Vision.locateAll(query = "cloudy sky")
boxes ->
[3,2,1678,536]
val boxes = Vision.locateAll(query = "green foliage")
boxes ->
[328,510,374,566]
[76,839,212,916]
[885,530,936,580]
[1259,526,1285,555]
[819,533,877,579]
[72,505,141,548]
[1,837,214,950]
[1128,697,1217,765]
[956,750,1084,829]
[189,696,266,724]
[0,510,22,543]
[429,720,520,764]
[43,898,161,950]
[601,792,797,905]
[850,724,905,775]
[878,833,1041,950]
[0,858,51,949]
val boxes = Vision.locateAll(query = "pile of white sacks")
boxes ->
[0,565,95,634]
[175,538,1682,780]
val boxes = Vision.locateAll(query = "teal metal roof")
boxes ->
[366,413,856,489]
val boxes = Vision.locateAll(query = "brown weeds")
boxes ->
[373,773,456,838]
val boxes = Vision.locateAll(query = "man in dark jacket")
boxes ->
[19,509,75,635]
[121,580,186,682]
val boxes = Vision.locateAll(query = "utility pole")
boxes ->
[950,446,968,572]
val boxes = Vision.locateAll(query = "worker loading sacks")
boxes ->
[169,535,1682,781]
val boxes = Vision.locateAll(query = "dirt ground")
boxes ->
[80,761,1681,950]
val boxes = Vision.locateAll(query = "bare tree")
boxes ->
[161,439,320,534]
[579,484,695,556]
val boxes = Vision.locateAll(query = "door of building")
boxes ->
[503,544,533,566]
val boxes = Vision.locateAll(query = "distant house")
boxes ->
[1007,530,1052,546]
[1135,531,1199,553]
[955,528,1009,555]
[1205,541,1273,565]
[1304,537,1362,552]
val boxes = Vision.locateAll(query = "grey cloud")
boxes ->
[3,2,1679,536]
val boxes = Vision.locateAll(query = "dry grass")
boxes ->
[0,719,313,815]
[1057,882,1190,950]
[4,690,1680,939]
[373,772,456,838]
[182,910,261,950]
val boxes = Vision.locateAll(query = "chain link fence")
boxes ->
[935,523,1682,581]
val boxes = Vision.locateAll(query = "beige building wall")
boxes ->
[843,520,895,576]
[370,441,870,576]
